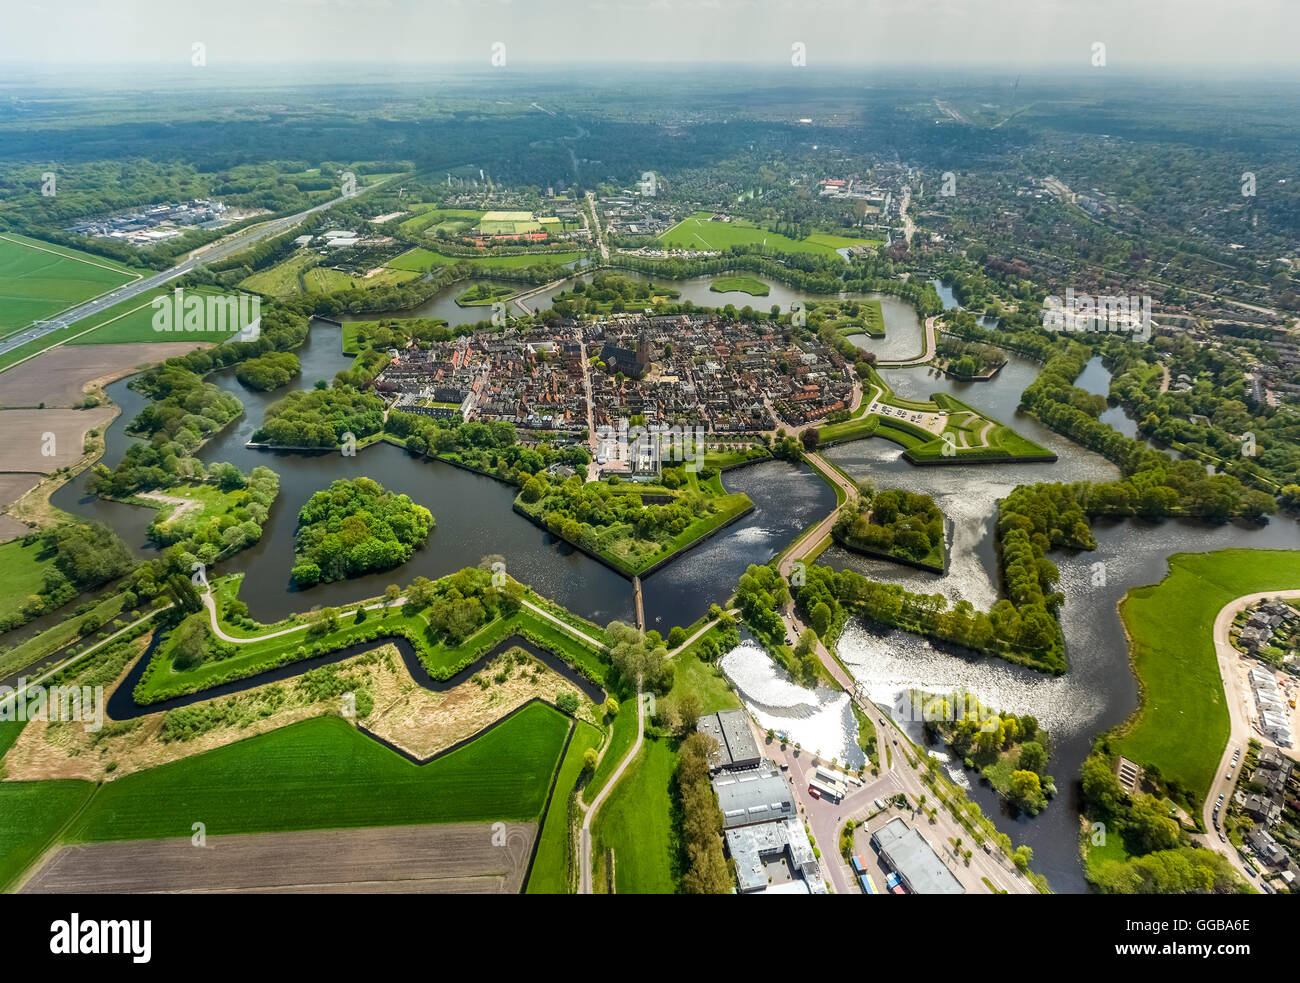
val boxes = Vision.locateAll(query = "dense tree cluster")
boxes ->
[291,477,434,586]
[922,692,1053,814]
[253,386,385,448]
[604,620,673,696]
[677,731,734,894]
[551,272,678,316]
[127,366,242,443]
[401,566,521,643]
[833,487,944,565]
[1082,747,1249,894]
[384,411,589,484]
[167,612,235,671]
[520,473,717,556]
[234,351,300,391]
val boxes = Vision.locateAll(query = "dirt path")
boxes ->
[137,491,203,524]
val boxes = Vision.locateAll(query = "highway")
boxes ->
[0,179,393,363]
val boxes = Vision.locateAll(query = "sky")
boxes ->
[2,0,1297,71]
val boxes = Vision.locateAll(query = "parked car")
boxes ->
[1219,833,1227,843]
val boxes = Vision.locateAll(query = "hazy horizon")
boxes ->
[3,0,1297,72]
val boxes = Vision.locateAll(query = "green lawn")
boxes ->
[583,697,639,805]
[527,719,602,894]
[0,537,59,622]
[386,248,581,273]
[0,232,139,338]
[659,212,875,259]
[65,706,570,843]
[710,275,770,296]
[591,736,679,894]
[666,643,740,715]
[1113,549,1300,807]
[240,250,320,298]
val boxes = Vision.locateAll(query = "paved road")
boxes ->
[1196,589,1300,880]
[0,180,393,363]
[585,191,609,262]
[580,683,644,894]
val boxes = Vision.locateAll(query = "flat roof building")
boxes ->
[713,771,795,830]
[870,817,965,895]
[696,708,761,772]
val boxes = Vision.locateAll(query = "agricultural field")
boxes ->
[0,233,140,339]
[64,286,254,345]
[21,822,535,894]
[398,207,485,237]
[63,705,570,843]
[0,537,59,623]
[659,211,877,258]
[0,779,97,892]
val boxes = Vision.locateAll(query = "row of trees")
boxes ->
[677,732,734,894]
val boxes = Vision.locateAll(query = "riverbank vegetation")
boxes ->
[915,690,1054,815]
[290,477,433,586]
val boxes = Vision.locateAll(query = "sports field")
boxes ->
[0,233,140,338]
[659,211,878,258]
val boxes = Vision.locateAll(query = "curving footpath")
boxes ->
[579,683,645,894]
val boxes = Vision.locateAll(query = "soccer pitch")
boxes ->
[0,233,140,338]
